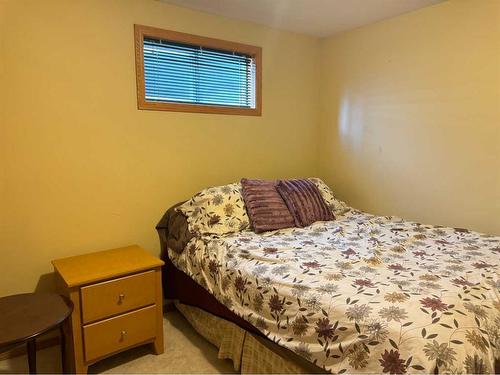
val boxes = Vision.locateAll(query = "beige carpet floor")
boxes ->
[0,310,235,374]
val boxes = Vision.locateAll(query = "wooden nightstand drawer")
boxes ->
[81,271,156,323]
[83,305,156,362]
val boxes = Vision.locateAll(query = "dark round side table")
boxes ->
[0,293,73,374]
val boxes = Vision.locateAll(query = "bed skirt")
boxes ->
[174,301,322,374]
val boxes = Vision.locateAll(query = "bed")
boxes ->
[156,190,499,374]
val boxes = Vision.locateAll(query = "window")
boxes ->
[134,25,262,116]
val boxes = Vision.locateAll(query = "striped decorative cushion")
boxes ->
[240,178,296,233]
[276,179,335,227]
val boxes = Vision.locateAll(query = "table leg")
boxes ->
[60,325,67,374]
[27,339,36,374]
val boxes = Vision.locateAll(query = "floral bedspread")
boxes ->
[169,209,500,374]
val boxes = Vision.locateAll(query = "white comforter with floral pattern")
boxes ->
[169,209,500,374]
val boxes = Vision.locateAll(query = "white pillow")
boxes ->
[309,178,350,216]
[177,183,250,236]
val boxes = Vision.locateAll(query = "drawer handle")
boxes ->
[120,330,127,341]
[118,293,125,304]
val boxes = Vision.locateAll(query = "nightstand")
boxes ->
[52,245,164,374]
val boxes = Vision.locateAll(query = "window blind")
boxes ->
[143,37,256,108]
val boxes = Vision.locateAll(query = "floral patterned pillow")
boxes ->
[309,178,350,215]
[177,183,250,236]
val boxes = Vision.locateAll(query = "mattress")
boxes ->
[168,209,500,374]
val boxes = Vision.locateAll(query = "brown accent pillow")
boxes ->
[156,201,194,254]
[276,179,335,227]
[240,178,296,233]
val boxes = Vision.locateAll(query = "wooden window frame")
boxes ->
[134,24,262,116]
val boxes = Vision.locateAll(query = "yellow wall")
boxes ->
[0,0,320,295]
[319,0,500,235]
[1,0,499,296]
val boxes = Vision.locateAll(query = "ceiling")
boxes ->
[161,0,444,37]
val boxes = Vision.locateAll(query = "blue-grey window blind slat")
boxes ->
[144,41,250,62]
[144,65,253,83]
[143,37,256,108]
[143,52,251,72]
